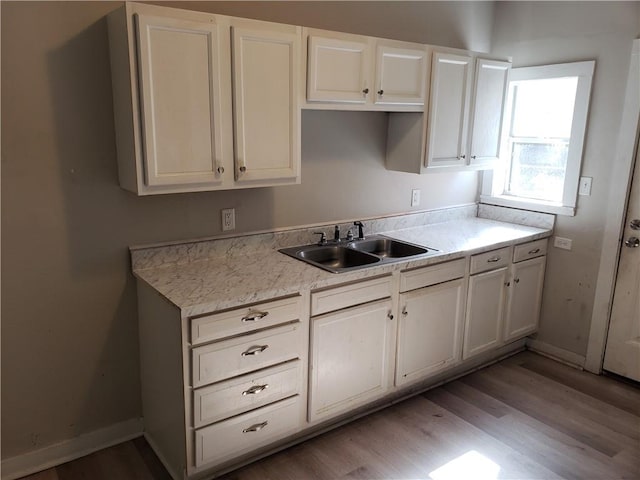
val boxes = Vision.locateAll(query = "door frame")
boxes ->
[585,39,640,374]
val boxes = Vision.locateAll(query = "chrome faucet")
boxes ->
[313,231,327,245]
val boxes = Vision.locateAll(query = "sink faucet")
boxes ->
[313,231,327,245]
[334,225,340,242]
[354,221,365,240]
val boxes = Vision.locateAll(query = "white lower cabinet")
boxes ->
[396,278,466,385]
[309,298,395,422]
[463,266,508,359]
[504,254,546,342]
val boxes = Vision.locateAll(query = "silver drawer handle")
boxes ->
[487,256,501,263]
[242,421,268,433]
[242,384,269,396]
[241,345,268,356]
[528,248,541,254]
[241,311,269,322]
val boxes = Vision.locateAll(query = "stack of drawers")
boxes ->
[188,295,306,467]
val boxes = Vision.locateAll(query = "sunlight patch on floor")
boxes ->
[429,450,501,480]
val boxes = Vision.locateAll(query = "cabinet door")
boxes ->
[463,267,507,359]
[503,256,546,342]
[396,278,465,386]
[232,26,300,184]
[309,299,394,422]
[135,14,227,187]
[374,44,427,105]
[425,52,473,168]
[307,35,371,103]
[468,59,510,167]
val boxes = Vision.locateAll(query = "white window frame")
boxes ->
[480,60,595,216]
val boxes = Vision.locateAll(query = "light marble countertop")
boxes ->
[133,216,551,318]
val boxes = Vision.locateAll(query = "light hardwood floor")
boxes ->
[19,351,640,480]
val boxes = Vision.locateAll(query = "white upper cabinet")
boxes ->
[425,52,474,168]
[424,52,511,171]
[307,34,371,104]
[468,59,510,167]
[108,3,301,195]
[231,23,300,184]
[305,30,427,110]
[375,43,427,106]
[135,14,227,189]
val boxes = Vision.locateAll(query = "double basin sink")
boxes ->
[279,235,439,273]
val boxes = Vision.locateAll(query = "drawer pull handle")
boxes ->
[487,256,501,263]
[241,345,268,356]
[241,311,269,322]
[528,248,541,255]
[242,384,269,396]
[242,421,268,433]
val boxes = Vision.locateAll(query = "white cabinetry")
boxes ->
[425,52,510,170]
[136,284,308,479]
[306,30,427,109]
[231,22,300,184]
[396,259,467,385]
[463,246,511,359]
[463,240,547,359]
[504,240,547,341]
[134,14,227,188]
[308,276,396,422]
[108,3,301,195]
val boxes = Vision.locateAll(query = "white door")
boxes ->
[396,279,465,386]
[306,34,371,103]
[135,14,226,187]
[468,59,510,167]
[425,52,473,168]
[309,299,393,422]
[231,25,300,184]
[604,147,640,381]
[374,44,427,106]
[503,256,546,342]
[463,267,508,359]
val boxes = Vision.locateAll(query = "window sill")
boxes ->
[480,194,575,216]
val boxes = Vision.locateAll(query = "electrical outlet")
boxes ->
[411,189,421,207]
[553,236,572,250]
[579,176,593,196]
[221,208,235,231]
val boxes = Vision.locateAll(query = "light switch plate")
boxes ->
[579,176,592,196]
[411,189,421,207]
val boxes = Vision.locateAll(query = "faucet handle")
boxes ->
[312,231,327,245]
[353,221,365,240]
[346,230,354,242]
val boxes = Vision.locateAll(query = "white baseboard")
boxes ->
[526,338,586,369]
[1,418,143,480]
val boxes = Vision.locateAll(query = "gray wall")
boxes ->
[1,1,493,459]
[491,1,640,357]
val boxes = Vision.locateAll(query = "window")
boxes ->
[481,61,595,216]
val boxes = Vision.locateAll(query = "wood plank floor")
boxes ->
[19,351,640,480]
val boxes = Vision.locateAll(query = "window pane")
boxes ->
[511,77,578,138]
[507,141,568,202]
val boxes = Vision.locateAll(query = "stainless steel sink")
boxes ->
[298,245,380,270]
[279,235,438,273]
[348,237,429,258]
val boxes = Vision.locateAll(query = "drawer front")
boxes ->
[311,275,393,316]
[190,295,303,346]
[513,238,548,263]
[470,246,511,275]
[400,258,466,292]
[195,395,302,467]
[193,361,302,428]
[192,323,302,388]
